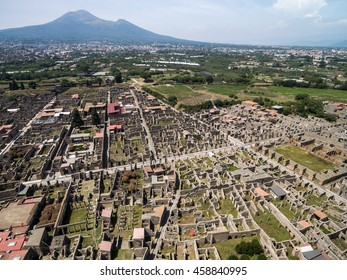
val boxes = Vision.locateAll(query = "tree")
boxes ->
[28,81,37,89]
[319,59,326,69]
[257,254,267,260]
[295,93,310,101]
[96,77,102,86]
[71,108,84,128]
[168,95,178,106]
[9,80,19,91]
[324,113,337,122]
[86,80,93,87]
[60,79,75,88]
[91,107,101,125]
[20,82,25,90]
[140,71,151,80]
[240,254,251,260]
[251,239,263,255]
[228,255,239,260]
[205,75,214,84]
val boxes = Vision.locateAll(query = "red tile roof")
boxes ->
[108,102,120,115]
[297,220,312,229]
[143,166,154,173]
[314,210,328,220]
[133,228,145,240]
[255,187,269,197]
[108,125,122,131]
[101,209,112,219]
[99,241,112,252]
[0,237,25,252]
[0,249,29,260]
[153,206,165,218]
[0,231,11,242]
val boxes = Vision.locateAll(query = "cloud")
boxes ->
[273,0,327,12]
[304,11,322,23]
[273,0,327,23]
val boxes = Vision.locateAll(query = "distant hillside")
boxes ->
[0,10,191,43]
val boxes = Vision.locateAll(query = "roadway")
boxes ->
[0,96,56,156]
[130,86,158,161]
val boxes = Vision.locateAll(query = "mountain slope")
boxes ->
[0,10,186,43]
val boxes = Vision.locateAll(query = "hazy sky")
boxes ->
[1,0,346,44]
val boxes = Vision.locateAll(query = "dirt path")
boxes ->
[182,85,229,106]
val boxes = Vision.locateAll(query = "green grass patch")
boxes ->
[191,84,247,96]
[276,145,335,173]
[114,249,134,260]
[67,207,87,224]
[320,226,332,234]
[153,85,199,100]
[218,199,238,218]
[306,194,327,207]
[273,200,300,221]
[269,86,347,103]
[252,210,292,242]
[228,164,239,172]
[80,223,102,248]
[153,119,173,126]
[103,178,112,193]
[331,238,347,251]
[42,145,52,155]
[287,247,300,260]
[70,144,87,152]
[207,237,260,260]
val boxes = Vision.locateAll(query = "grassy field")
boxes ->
[273,200,300,220]
[306,194,327,207]
[150,83,346,105]
[151,84,229,106]
[252,210,292,242]
[217,199,238,218]
[239,86,291,102]
[114,249,134,260]
[206,237,260,260]
[238,85,347,103]
[152,85,199,99]
[269,86,347,102]
[190,84,247,96]
[332,238,347,251]
[276,145,335,173]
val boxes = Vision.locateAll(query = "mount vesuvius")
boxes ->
[0,10,189,43]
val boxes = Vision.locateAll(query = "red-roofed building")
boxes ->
[108,124,123,133]
[143,166,154,174]
[314,210,328,221]
[94,133,104,139]
[133,228,145,248]
[0,231,11,242]
[0,248,36,260]
[0,237,25,253]
[153,167,165,175]
[153,206,166,226]
[101,209,112,221]
[108,102,121,115]
[297,220,312,233]
[254,187,270,200]
[99,241,112,253]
